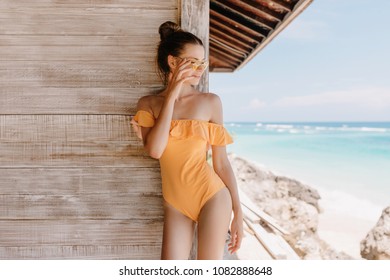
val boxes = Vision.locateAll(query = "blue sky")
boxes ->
[209,0,390,122]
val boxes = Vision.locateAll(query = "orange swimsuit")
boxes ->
[132,110,233,221]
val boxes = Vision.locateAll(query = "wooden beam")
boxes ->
[209,48,241,66]
[214,0,277,30]
[209,55,236,72]
[244,218,300,260]
[210,27,254,53]
[180,0,210,259]
[210,41,244,62]
[211,0,271,38]
[210,10,265,42]
[269,0,294,12]
[241,0,286,21]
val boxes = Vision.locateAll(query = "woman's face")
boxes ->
[173,44,208,86]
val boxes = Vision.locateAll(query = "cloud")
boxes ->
[249,98,266,109]
[274,87,390,108]
[242,98,266,110]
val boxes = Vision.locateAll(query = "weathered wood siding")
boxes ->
[181,0,210,92]
[0,0,178,259]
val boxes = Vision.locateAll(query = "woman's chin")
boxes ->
[188,76,201,86]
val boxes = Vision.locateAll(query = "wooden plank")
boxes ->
[244,219,285,259]
[239,189,290,235]
[0,142,157,167]
[0,115,159,166]
[0,61,159,88]
[0,87,161,115]
[0,45,158,61]
[0,167,161,195]
[0,0,176,9]
[242,202,261,223]
[0,116,156,166]
[0,220,162,246]
[0,245,160,260]
[269,231,300,260]
[0,194,163,220]
[0,35,158,46]
[0,9,175,35]
[244,218,300,260]
[0,115,139,142]
[238,221,274,260]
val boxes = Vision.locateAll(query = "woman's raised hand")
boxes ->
[165,58,193,100]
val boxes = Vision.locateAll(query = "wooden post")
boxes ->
[180,0,210,93]
[180,0,210,259]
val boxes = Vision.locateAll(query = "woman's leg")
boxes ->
[197,187,232,260]
[161,201,195,260]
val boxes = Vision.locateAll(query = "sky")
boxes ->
[209,0,390,122]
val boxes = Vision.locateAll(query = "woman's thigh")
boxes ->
[161,201,195,260]
[197,187,232,260]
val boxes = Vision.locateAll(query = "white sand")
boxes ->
[315,188,384,259]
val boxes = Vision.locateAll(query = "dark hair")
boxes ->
[157,21,203,84]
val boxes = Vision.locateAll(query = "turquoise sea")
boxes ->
[225,122,390,208]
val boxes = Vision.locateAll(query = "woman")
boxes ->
[131,21,243,260]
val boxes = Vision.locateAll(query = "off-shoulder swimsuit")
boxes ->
[132,110,233,222]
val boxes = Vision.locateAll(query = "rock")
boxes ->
[228,153,353,260]
[263,197,319,234]
[293,233,351,260]
[360,206,390,260]
[275,176,321,211]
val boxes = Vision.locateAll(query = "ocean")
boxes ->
[225,122,390,209]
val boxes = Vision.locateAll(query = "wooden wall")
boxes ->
[0,0,178,259]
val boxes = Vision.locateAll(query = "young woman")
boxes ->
[131,21,243,260]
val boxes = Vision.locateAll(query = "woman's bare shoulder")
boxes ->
[137,94,164,112]
[195,93,223,123]
[198,92,220,101]
[198,92,222,108]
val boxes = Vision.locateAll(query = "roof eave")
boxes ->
[234,0,314,72]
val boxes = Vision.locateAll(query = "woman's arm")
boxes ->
[212,145,243,254]
[136,95,174,159]
[209,94,243,254]
[137,58,192,159]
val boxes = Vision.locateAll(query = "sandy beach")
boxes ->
[228,153,387,260]
[315,188,384,259]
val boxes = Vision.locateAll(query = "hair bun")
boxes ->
[159,21,182,41]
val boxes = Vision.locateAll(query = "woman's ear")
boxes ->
[167,55,176,69]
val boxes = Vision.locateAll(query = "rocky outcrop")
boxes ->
[229,154,351,259]
[360,206,390,260]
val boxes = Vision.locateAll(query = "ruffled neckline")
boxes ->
[170,118,224,127]
[131,110,233,146]
[169,119,232,147]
